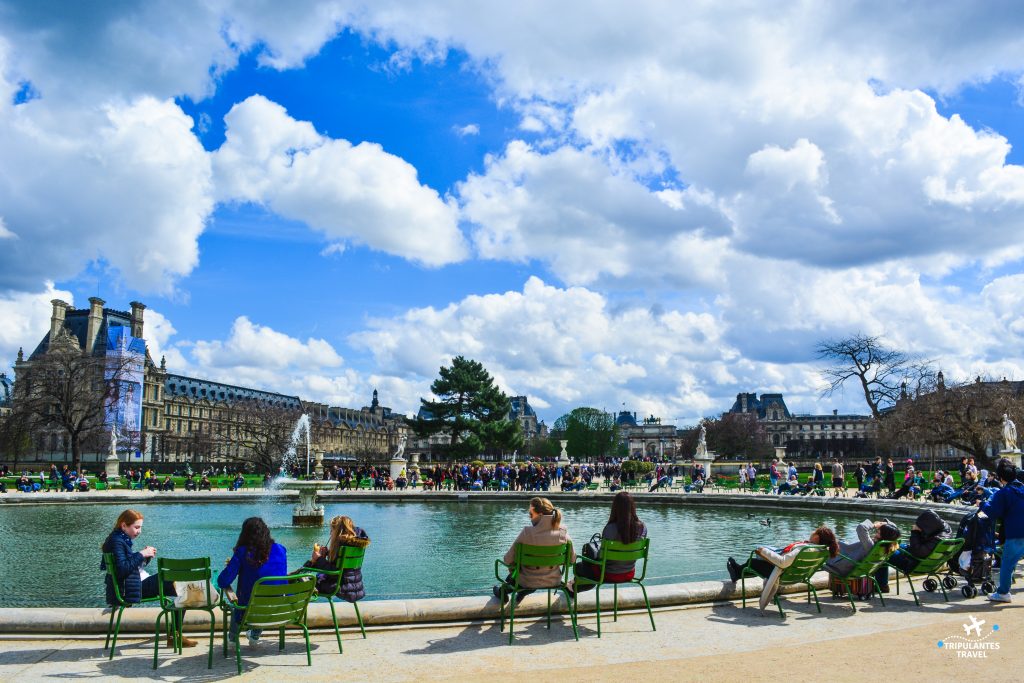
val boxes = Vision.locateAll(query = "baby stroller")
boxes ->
[942,510,995,598]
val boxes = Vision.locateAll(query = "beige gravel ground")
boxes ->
[0,589,1020,682]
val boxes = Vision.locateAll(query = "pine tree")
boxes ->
[414,356,522,459]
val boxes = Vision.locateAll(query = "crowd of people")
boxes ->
[92,455,1023,662]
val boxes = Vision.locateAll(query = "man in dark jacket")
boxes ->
[980,458,1024,603]
[874,509,951,591]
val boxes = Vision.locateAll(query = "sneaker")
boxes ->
[987,592,1012,603]
[246,630,262,646]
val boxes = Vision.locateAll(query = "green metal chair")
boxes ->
[101,551,161,659]
[357,478,373,490]
[886,538,965,606]
[827,540,897,612]
[152,557,217,669]
[740,544,829,618]
[572,538,654,637]
[494,542,578,644]
[300,544,368,653]
[219,575,317,676]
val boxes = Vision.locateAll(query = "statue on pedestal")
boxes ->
[1003,414,1018,452]
[695,424,707,458]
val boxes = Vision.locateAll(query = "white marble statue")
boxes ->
[1003,414,1018,452]
[109,424,118,458]
[394,435,407,459]
[695,423,708,458]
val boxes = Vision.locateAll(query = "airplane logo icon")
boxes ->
[963,616,985,637]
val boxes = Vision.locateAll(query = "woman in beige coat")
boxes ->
[492,497,575,605]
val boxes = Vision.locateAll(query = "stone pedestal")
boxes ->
[313,451,325,480]
[694,454,715,478]
[280,480,335,526]
[390,457,407,480]
[104,454,121,483]
[557,440,570,466]
[1001,449,1022,469]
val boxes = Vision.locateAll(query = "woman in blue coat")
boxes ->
[217,517,287,645]
[100,509,196,647]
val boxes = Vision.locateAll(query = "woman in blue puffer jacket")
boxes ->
[100,509,196,648]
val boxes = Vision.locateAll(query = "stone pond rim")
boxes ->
[0,491,973,635]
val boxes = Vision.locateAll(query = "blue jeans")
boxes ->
[997,537,1024,595]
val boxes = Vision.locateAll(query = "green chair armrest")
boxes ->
[494,559,514,583]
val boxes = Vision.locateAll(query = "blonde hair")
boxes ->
[530,497,562,528]
[327,515,356,563]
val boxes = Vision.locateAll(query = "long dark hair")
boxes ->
[813,525,840,558]
[235,517,273,566]
[608,491,644,544]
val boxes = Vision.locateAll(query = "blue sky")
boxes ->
[1,2,1023,427]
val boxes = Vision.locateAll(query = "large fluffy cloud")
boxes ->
[351,274,1024,423]
[0,87,213,293]
[161,314,370,407]
[212,95,467,266]
[0,284,73,367]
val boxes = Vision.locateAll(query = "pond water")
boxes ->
[0,499,869,607]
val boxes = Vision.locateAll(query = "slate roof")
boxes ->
[164,373,302,409]
[29,306,133,360]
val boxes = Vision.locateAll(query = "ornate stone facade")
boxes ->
[9,297,408,466]
[727,392,875,457]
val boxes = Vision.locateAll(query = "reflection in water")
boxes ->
[0,500,865,607]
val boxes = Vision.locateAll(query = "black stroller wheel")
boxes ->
[923,578,939,592]
[962,585,978,598]
[942,576,958,590]
[982,581,994,593]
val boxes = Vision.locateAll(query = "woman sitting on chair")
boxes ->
[296,515,370,600]
[217,517,287,646]
[570,491,647,594]
[492,497,574,606]
[726,526,839,582]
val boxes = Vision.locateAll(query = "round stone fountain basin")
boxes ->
[277,479,337,526]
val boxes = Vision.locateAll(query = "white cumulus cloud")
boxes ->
[213,95,468,267]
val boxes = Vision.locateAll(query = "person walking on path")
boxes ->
[831,460,845,497]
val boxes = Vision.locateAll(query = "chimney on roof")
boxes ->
[740,393,748,413]
[85,297,105,354]
[130,301,146,339]
[49,299,69,342]
[833,409,838,416]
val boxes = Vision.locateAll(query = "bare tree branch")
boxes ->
[816,334,933,419]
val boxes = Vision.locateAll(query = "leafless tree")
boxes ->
[880,374,1023,465]
[816,334,934,419]
[0,404,34,470]
[222,399,303,473]
[14,344,136,471]
[705,413,774,459]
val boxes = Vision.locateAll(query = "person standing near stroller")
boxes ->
[978,458,1024,603]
